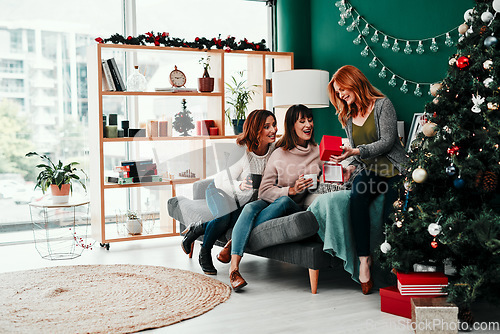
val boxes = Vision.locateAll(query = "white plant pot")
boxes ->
[126,218,142,235]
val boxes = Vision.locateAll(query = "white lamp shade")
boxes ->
[272,69,330,108]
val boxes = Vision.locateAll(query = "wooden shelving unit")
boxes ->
[87,43,293,246]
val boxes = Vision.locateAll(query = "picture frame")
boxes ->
[406,113,426,152]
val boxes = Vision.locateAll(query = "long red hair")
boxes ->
[327,65,384,127]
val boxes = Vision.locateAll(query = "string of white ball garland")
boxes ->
[335,0,460,97]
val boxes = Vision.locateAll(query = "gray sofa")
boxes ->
[167,178,340,294]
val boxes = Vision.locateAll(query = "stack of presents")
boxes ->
[380,271,459,333]
[106,159,162,184]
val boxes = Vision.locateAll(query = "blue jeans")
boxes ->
[350,169,403,257]
[202,181,241,250]
[231,196,302,256]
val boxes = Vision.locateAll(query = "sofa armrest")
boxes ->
[193,178,213,200]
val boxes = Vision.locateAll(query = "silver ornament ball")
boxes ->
[380,241,392,253]
[484,36,498,47]
[428,223,442,237]
[482,11,494,23]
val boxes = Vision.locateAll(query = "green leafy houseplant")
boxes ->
[26,152,86,194]
[198,55,214,93]
[225,71,256,131]
[199,55,211,78]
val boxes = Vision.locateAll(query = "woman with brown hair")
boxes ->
[223,104,322,291]
[327,65,408,294]
[181,109,277,275]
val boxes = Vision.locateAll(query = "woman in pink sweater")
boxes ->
[221,104,322,291]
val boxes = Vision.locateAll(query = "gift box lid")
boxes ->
[319,135,343,160]
[397,271,448,286]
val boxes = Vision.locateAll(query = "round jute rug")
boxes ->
[0,264,231,333]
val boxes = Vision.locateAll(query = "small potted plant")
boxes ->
[225,71,256,134]
[198,55,214,93]
[126,210,142,235]
[26,152,86,204]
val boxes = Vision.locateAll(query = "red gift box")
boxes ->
[397,272,448,286]
[209,127,219,136]
[196,120,215,136]
[380,286,441,319]
[319,135,343,161]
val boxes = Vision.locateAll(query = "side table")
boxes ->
[29,199,93,260]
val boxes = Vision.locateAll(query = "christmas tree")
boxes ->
[173,99,194,136]
[381,0,500,316]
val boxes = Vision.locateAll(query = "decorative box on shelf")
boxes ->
[411,297,458,334]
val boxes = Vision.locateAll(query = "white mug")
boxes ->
[303,173,318,190]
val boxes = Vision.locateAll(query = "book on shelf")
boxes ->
[106,58,125,91]
[154,87,198,92]
[106,175,163,184]
[101,60,116,91]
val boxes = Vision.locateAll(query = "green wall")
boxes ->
[277,0,474,140]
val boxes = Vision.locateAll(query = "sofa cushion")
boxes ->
[167,196,213,225]
[246,211,319,252]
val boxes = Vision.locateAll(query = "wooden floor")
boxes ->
[1,235,499,333]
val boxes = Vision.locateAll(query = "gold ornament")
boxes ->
[412,167,428,183]
[430,83,443,97]
[458,23,469,35]
[422,122,438,137]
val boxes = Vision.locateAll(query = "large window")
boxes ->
[0,0,269,244]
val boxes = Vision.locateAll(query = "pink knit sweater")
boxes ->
[258,144,322,203]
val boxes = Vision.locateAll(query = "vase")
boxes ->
[50,184,70,204]
[126,66,147,92]
[126,218,143,235]
[232,119,244,135]
[198,77,214,92]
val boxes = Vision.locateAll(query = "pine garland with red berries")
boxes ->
[95,32,268,51]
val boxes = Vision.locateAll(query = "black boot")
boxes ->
[199,246,217,275]
[181,221,205,256]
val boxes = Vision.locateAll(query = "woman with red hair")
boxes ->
[327,65,408,294]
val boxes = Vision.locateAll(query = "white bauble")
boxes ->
[449,57,457,66]
[484,77,494,88]
[380,241,392,254]
[412,168,428,183]
[483,59,493,70]
[493,0,500,12]
[428,223,442,237]
[464,9,474,22]
[482,10,494,23]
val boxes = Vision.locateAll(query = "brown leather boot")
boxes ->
[229,269,247,291]
[217,239,231,264]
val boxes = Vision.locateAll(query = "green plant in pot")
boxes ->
[26,152,86,204]
[225,71,255,135]
[126,210,142,235]
[198,55,214,93]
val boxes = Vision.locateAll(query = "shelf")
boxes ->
[102,135,237,142]
[103,178,199,189]
[101,91,223,97]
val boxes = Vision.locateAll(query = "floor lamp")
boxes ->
[272,69,330,109]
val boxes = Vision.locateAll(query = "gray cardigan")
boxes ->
[345,97,408,174]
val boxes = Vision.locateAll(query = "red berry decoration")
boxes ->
[431,240,438,248]
[456,56,470,69]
